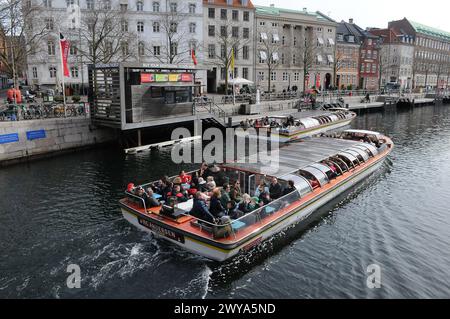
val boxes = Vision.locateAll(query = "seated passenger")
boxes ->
[226,201,244,220]
[220,184,232,208]
[145,188,161,208]
[238,194,252,214]
[209,188,225,218]
[269,177,283,200]
[179,170,192,184]
[249,197,262,211]
[206,176,216,191]
[310,179,320,189]
[230,180,242,202]
[259,192,272,206]
[127,183,135,193]
[254,181,270,198]
[283,180,296,196]
[167,184,189,203]
[190,192,216,224]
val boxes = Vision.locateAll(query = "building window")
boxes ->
[153,1,160,12]
[44,0,52,7]
[258,71,265,81]
[120,4,127,12]
[103,0,111,10]
[189,23,196,34]
[208,44,215,58]
[32,67,38,78]
[153,46,160,56]
[66,0,74,7]
[292,54,296,64]
[70,44,77,55]
[121,20,128,32]
[221,9,227,20]
[153,22,160,32]
[243,46,249,60]
[86,0,94,10]
[243,28,249,39]
[189,3,196,14]
[136,1,143,11]
[45,18,54,31]
[121,42,129,56]
[243,11,249,21]
[232,26,239,38]
[294,72,299,81]
[243,67,249,80]
[208,8,215,18]
[271,71,276,81]
[49,66,57,78]
[170,43,177,56]
[138,42,145,56]
[170,2,177,12]
[282,72,288,81]
[232,10,238,21]
[137,21,144,32]
[71,66,79,78]
[208,25,215,37]
[221,45,226,59]
[47,41,55,55]
[220,26,227,37]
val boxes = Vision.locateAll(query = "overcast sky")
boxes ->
[252,0,450,32]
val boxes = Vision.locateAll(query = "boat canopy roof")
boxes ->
[298,118,321,129]
[223,137,373,178]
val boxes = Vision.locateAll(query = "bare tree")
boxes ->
[0,0,49,88]
[204,21,250,94]
[75,0,136,66]
[299,27,317,93]
[145,2,197,65]
[258,27,282,93]
[333,46,345,89]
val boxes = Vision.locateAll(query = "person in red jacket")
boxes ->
[179,170,192,184]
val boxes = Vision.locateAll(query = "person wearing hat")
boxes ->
[220,184,231,207]
[197,177,207,192]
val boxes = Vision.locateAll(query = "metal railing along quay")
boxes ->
[0,102,90,122]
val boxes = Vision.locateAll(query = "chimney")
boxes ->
[349,18,354,24]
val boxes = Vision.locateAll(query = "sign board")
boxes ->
[0,133,19,144]
[26,130,46,141]
[155,74,169,82]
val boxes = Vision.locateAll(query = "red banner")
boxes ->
[141,73,155,83]
[316,74,321,88]
[181,73,193,82]
[60,33,70,77]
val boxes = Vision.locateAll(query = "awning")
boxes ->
[318,37,324,45]
[260,51,267,60]
[261,33,268,41]
[328,38,335,46]
[327,55,334,63]
[317,54,323,62]
[272,52,279,61]
[273,34,280,42]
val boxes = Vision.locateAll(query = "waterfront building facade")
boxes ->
[388,18,450,90]
[202,0,255,94]
[369,28,414,90]
[25,0,205,94]
[255,5,337,93]
[335,22,360,90]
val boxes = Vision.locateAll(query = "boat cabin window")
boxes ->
[338,152,360,166]
[330,156,350,173]
[322,160,343,177]
[348,147,370,162]
[281,174,313,197]
[297,169,323,189]
[344,149,365,164]
[336,154,354,169]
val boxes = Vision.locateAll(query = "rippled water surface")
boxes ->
[1,104,450,298]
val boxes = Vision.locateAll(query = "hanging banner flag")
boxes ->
[229,47,235,79]
[60,33,70,77]
[191,49,198,66]
[316,73,321,89]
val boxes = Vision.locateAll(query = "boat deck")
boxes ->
[225,137,364,178]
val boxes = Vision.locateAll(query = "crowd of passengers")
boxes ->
[127,162,300,225]
[239,116,302,131]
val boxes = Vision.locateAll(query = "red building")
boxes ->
[337,19,380,90]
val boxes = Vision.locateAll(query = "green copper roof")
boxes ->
[409,21,450,40]
[255,5,333,22]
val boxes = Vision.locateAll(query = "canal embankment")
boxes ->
[0,117,116,166]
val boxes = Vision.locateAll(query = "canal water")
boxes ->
[1,104,450,299]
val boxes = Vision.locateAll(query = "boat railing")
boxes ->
[124,190,148,212]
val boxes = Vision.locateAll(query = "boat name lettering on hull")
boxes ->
[138,217,185,244]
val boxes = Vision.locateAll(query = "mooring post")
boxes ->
[137,129,142,147]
